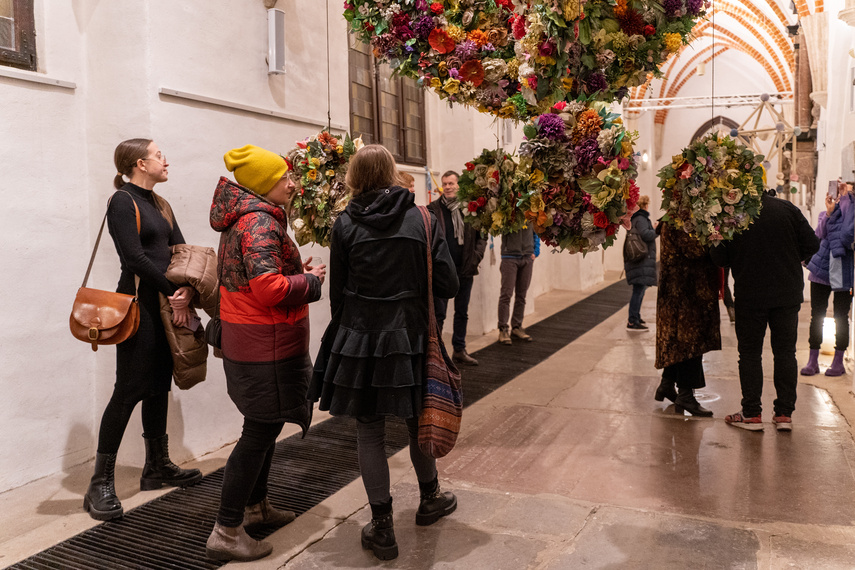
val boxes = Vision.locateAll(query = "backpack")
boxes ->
[623,229,647,263]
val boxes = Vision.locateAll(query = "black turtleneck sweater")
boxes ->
[106,183,184,296]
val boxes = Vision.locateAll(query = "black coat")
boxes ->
[309,187,459,418]
[710,194,819,308]
[428,199,487,277]
[625,209,657,286]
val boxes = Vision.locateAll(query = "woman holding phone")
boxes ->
[801,180,855,377]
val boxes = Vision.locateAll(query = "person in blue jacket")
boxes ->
[801,181,855,377]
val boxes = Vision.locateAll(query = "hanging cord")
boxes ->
[326,0,332,132]
[711,0,716,128]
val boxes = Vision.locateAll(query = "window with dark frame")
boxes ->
[0,0,36,71]
[348,35,426,166]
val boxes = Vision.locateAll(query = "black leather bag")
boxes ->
[205,315,221,349]
[623,230,647,263]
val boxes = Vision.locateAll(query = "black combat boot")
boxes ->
[83,452,123,521]
[140,434,203,490]
[361,500,397,560]
[415,478,457,526]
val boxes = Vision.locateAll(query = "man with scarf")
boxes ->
[428,170,487,365]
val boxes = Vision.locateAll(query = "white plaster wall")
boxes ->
[0,1,92,492]
[1,0,608,493]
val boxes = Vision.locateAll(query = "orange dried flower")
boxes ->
[571,109,603,144]
[467,29,489,47]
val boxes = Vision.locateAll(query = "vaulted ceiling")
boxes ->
[626,0,816,125]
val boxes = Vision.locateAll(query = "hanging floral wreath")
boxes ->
[343,0,706,120]
[516,100,640,253]
[657,133,764,246]
[456,148,527,235]
[286,131,363,246]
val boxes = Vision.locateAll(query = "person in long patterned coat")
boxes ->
[654,223,722,416]
[206,145,325,562]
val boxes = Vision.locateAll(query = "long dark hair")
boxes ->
[113,138,152,189]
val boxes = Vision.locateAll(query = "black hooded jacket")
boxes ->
[308,186,459,418]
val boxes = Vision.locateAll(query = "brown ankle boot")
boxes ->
[205,522,273,562]
[244,497,295,530]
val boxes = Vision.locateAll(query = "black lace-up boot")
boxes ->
[83,452,123,521]
[140,434,203,490]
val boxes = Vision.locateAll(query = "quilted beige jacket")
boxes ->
[159,244,218,389]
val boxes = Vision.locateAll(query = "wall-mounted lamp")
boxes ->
[268,8,286,75]
[641,150,649,170]
[696,62,706,76]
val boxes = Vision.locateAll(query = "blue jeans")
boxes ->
[628,284,647,325]
[434,275,474,352]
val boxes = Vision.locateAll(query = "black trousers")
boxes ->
[434,275,474,352]
[217,418,284,527]
[356,416,437,507]
[808,281,852,351]
[735,302,800,417]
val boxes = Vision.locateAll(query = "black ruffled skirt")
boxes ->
[309,307,427,419]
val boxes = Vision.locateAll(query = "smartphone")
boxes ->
[828,180,839,199]
[185,314,202,332]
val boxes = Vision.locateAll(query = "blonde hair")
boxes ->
[346,144,398,196]
[398,171,415,187]
[637,195,650,209]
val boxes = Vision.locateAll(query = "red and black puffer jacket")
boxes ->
[210,177,320,430]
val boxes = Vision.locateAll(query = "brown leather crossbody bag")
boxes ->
[69,192,142,351]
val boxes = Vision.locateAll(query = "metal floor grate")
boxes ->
[6,281,631,570]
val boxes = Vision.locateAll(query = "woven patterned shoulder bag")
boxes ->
[416,205,463,458]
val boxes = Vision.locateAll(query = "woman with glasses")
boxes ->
[84,139,202,521]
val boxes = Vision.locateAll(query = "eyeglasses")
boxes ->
[141,154,167,166]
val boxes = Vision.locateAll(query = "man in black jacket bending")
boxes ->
[428,170,487,365]
[710,193,820,431]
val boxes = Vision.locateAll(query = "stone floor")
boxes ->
[3,276,855,569]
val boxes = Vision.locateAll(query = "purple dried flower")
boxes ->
[454,40,479,61]
[664,0,683,16]
[415,0,428,10]
[585,72,608,94]
[687,0,703,13]
[537,113,567,141]
[412,15,434,40]
[574,139,601,175]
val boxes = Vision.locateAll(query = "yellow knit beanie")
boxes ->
[223,144,289,195]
